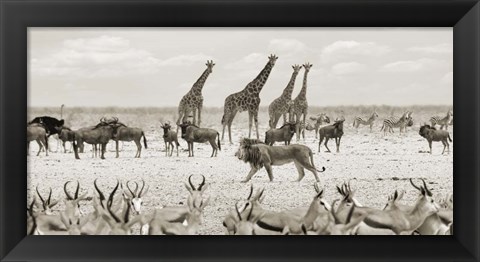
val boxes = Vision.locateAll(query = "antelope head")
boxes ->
[409,178,440,216]
[233,202,264,235]
[64,181,89,217]
[35,186,59,215]
[185,175,209,209]
[125,180,149,215]
[329,199,367,235]
[382,189,406,211]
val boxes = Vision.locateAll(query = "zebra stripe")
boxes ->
[381,111,412,134]
[353,111,378,129]
[430,110,453,130]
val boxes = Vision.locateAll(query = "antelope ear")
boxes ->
[184,183,193,194]
[200,183,209,194]
[201,196,211,210]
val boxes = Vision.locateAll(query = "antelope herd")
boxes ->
[27,175,453,235]
[27,55,453,235]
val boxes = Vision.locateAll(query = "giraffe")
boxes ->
[176,60,215,129]
[293,63,313,140]
[221,54,278,144]
[268,64,302,129]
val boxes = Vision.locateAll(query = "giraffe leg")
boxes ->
[254,112,260,140]
[192,108,197,126]
[248,112,253,139]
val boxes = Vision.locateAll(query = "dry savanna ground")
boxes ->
[28,106,453,235]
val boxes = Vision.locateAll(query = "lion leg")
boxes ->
[264,163,274,182]
[242,167,259,183]
[294,161,306,182]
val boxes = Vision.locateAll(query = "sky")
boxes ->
[28,28,453,107]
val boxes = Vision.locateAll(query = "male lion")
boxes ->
[235,138,326,183]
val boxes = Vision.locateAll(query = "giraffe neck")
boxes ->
[280,71,300,99]
[296,70,310,100]
[191,69,211,95]
[246,60,275,95]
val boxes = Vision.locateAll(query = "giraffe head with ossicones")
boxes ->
[303,62,313,72]
[268,54,279,65]
[292,64,302,74]
[206,60,215,73]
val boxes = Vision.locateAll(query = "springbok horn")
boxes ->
[94,179,106,202]
[316,189,324,198]
[36,186,46,208]
[314,183,320,193]
[126,181,136,197]
[47,188,52,205]
[75,181,80,199]
[188,175,196,191]
[123,198,131,223]
[235,202,243,221]
[64,181,74,200]
[421,179,433,196]
[107,180,121,223]
[409,178,422,191]
[331,199,341,224]
[247,184,254,200]
[138,180,146,197]
[198,175,206,191]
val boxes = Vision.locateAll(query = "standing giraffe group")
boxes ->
[293,63,313,140]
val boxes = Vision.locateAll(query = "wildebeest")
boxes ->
[110,117,148,158]
[264,122,296,146]
[161,122,180,157]
[56,126,75,153]
[235,138,326,183]
[28,116,64,137]
[27,123,49,156]
[419,124,453,154]
[72,118,119,159]
[178,121,221,157]
[318,117,345,153]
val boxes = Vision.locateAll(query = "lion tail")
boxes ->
[310,151,326,173]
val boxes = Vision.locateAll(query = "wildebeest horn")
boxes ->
[421,179,433,196]
[409,178,422,191]
[235,202,243,221]
[126,181,137,197]
[247,184,254,200]
[138,180,146,197]
[198,175,206,191]
[64,181,74,200]
[188,175,196,191]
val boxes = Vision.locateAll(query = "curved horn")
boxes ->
[409,178,422,191]
[138,180,146,197]
[346,204,356,224]
[94,179,105,202]
[106,180,121,223]
[75,181,80,199]
[47,188,52,205]
[235,202,243,221]
[36,186,46,208]
[64,181,74,200]
[421,179,433,196]
[188,175,196,191]
[247,184,254,200]
[198,175,206,191]
[126,181,136,198]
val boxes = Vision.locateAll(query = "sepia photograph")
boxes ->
[27,28,453,235]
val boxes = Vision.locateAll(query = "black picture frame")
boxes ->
[1,0,479,261]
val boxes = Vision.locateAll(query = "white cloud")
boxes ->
[331,62,367,75]
[441,71,453,84]
[224,53,266,70]
[380,58,449,73]
[268,39,307,54]
[321,41,391,63]
[407,43,452,54]
[31,35,213,78]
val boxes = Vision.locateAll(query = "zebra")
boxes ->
[381,111,413,135]
[353,110,378,132]
[430,109,453,130]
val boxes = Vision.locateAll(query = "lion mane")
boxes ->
[240,138,265,169]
